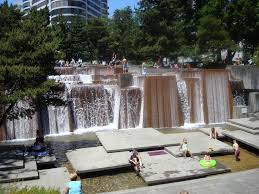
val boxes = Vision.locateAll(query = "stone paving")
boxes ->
[222,130,259,150]
[96,128,179,153]
[165,132,233,156]
[66,146,131,174]
[229,117,259,130]
[139,150,230,185]
[0,157,38,183]
[99,168,259,194]
[2,167,70,193]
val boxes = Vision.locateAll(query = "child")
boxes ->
[179,138,193,158]
[129,149,144,175]
[210,127,218,139]
[233,140,240,161]
[64,173,82,194]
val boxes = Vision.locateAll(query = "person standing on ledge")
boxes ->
[122,58,128,73]
[64,173,82,194]
[233,140,241,161]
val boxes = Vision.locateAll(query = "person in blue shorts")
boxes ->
[64,173,82,194]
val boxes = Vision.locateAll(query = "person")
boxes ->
[203,152,211,162]
[64,173,82,194]
[31,129,46,152]
[180,191,189,194]
[210,127,219,139]
[129,149,144,175]
[179,138,193,158]
[122,58,128,73]
[110,52,117,66]
[233,140,240,161]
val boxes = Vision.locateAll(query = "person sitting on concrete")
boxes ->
[233,140,240,161]
[129,149,144,175]
[180,191,189,194]
[210,127,219,139]
[64,173,82,194]
[179,138,193,158]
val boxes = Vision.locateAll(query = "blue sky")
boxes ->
[2,0,139,16]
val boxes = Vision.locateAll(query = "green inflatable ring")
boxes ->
[199,159,217,168]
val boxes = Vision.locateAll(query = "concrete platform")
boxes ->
[139,151,230,185]
[0,157,38,183]
[96,128,180,153]
[36,155,56,167]
[229,117,259,130]
[2,167,69,193]
[66,146,131,174]
[165,132,233,156]
[0,158,24,171]
[222,130,259,150]
[225,122,259,135]
[100,169,259,194]
[199,127,225,138]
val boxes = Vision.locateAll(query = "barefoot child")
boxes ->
[233,140,240,161]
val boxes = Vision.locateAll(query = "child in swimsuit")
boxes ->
[233,139,240,161]
[179,138,193,158]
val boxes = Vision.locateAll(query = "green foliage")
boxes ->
[0,185,59,194]
[0,4,63,126]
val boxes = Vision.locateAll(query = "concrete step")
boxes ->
[228,118,259,130]
[0,157,39,183]
[225,122,259,135]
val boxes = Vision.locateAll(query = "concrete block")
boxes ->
[66,146,131,174]
[222,130,259,150]
[139,151,230,185]
[165,132,233,156]
[248,92,259,113]
[99,169,259,194]
[229,117,259,130]
[96,128,179,153]
[0,158,38,183]
[2,167,70,193]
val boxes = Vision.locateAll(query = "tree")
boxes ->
[52,16,88,61]
[109,7,139,60]
[196,0,235,64]
[85,17,111,62]
[0,6,63,127]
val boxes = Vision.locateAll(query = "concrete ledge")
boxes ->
[36,155,56,167]
[0,158,38,183]
[165,132,233,156]
[96,128,179,153]
[225,122,259,134]
[222,130,259,150]
[99,169,259,194]
[66,146,131,174]
[2,167,69,193]
[229,118,259,130]
[139,151,230,185]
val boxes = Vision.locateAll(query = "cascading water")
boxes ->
[6,101,39,140]
[70,84,115,130]
[119,87,142,129]
[177,80,191,124]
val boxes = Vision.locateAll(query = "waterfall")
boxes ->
[119,87,142,129]
[70,84,114,130]
[6,101,39,140]
[177,80,191,124]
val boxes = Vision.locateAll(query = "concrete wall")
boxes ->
[248,92,259,113]
[227,66,259,89]
[143,76,184,128]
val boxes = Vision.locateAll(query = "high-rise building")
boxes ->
[22,0,108,22]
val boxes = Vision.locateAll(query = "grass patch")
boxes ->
[0,186,59,194]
